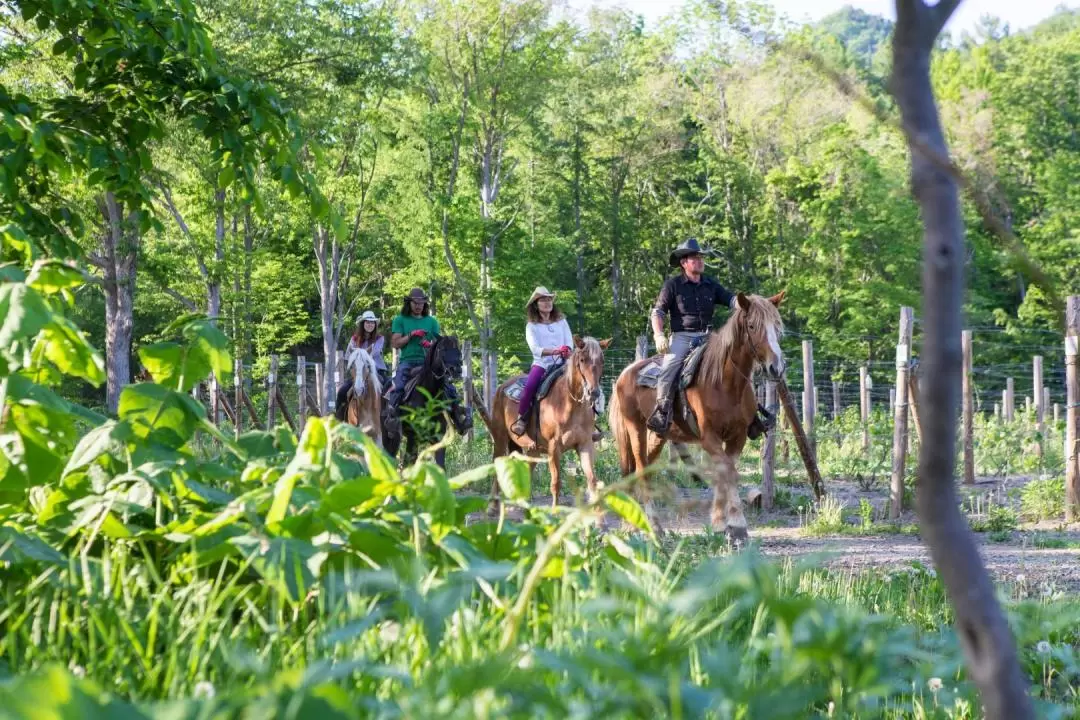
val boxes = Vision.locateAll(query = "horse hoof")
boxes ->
[725,525,749,550]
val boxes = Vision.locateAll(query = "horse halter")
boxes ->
[568,349,599,405]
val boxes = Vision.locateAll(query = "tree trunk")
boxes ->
[573,128,586,334]
[208,189,225,324]
[892,2,1033,717]
[610,178,624,344]
[315,224,340,414]
[98,192,137,413]
[242,205,254,362]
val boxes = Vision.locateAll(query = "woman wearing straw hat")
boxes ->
[335,310,387,421]
[511,287,574,437]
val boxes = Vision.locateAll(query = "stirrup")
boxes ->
[646,405,672,433]
[510,417,527,436]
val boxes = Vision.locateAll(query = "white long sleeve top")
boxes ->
[525,318,574,370]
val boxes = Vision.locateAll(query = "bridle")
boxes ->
[566,349,600,406]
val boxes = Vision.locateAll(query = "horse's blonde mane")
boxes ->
[346,347,381,398]
[698,295,783,389]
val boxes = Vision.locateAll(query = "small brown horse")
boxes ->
[344,347,383,448]
[609,292,785,543]
[483,336,611,509]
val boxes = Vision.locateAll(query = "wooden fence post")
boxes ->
[1005,377,1015,422]
[994,403,1000,420]
[234,358,243,440]
[314,363,324,416]
[463,340,475,440]
[297,356,307,423]
[832,380,841,422]
[891,306,914,518]
[209,374,220,428]
[1034,355,1045,464]
[1065,295,1079,521]
[267,354,279,429]
[908,370,923,443]
[1054,403,1060,425]
[487,351,498,411]
[860,366,871,452]
[777,381,825,501]
[889,388,896,414]
[962,330,974,485]
[802,340,814,452]
[1025,396,1032,415]
[761,380,777,510]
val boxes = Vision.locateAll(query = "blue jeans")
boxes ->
[388,361,460,404]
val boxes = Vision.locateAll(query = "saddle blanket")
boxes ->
[505,364,567,403]
[635,342,707,389]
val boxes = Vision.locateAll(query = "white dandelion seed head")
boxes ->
[69,664,86,679]
[927,677,943,692]
[1016,573,1026,584]
[193,681,216,699]
[1037,641,1052,655]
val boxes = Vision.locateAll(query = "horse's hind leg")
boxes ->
[628,426,665,536]
[672,442,706,487]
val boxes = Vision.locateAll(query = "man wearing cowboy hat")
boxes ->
[647,238,772,437]
[385,287,471,433]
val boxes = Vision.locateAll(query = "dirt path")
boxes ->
[511,479,1080,593]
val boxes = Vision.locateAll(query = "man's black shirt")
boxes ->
[654,274,735,333]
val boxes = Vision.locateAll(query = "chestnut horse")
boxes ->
[609,292,785,543]
[482,336,611,509]
[344,347,383,448]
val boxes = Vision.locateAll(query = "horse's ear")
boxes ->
[768,290,786,307]
[736,292,751,311]
[598,338,612,350]
[573,334,583,349]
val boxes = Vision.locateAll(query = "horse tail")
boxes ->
[608,374,633,477]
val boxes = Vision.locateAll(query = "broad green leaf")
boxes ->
[359,433,398,486]
[604,491,655,540]
[62,420,131,477]
[0,282,50,348]
[183,318,232,380]
[266,472,298,526]
[322,476,381,513]
[138,342,210,392]
[6,374,107,425]
[118,384,205,449]
[495,456,531,503]
[0,526,66,567]
[0,665,148,719]
[448,462,495,490]
[39,316,105,385]
[25,259,84,294]
[230,535,328,603]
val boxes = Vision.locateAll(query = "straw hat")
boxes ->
[525,286,556,310]
[357,310,378,325]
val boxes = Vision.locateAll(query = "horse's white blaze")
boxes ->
[766,324,782,368]
[346,348,380,399]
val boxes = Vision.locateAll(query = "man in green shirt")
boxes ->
[385,288,471,433]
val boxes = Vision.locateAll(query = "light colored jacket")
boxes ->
[347,334,387,371]
[526,318,573,371]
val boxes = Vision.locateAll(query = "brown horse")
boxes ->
[482,336,611,509]
[609,292,785,543]
[344,347,383,448]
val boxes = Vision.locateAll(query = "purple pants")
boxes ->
[517,365,546,417]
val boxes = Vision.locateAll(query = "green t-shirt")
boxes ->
[392,314,441,363]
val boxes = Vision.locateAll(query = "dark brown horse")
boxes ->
[609,292,786,543]
[382,335,463,469]
[480,336,611,510]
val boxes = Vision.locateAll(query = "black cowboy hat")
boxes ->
[669,237,708,267]
[404,287,429,302]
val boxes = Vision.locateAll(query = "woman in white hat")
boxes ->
[511,287,574,437]
[335,310,387,420]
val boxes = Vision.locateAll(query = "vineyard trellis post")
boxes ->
[234,358,243,440]
[210,374,220,428]
[860,365,871,451]
[315,363,325,414]
[962,330,974,485]
[267,354,279,429]
[761,380,777,510]
[297,356,307,421]
[1034,355,1044,464]
[802,340,815,453]
[1005,377,1014,422]
[463,340,475,440]
[891,306,914,518]
[1065,295,1079,520]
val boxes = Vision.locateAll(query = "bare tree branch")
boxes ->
[154,182,211,282]
[891,1,1034,717]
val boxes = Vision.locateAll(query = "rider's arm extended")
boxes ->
[525,323,560,359]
